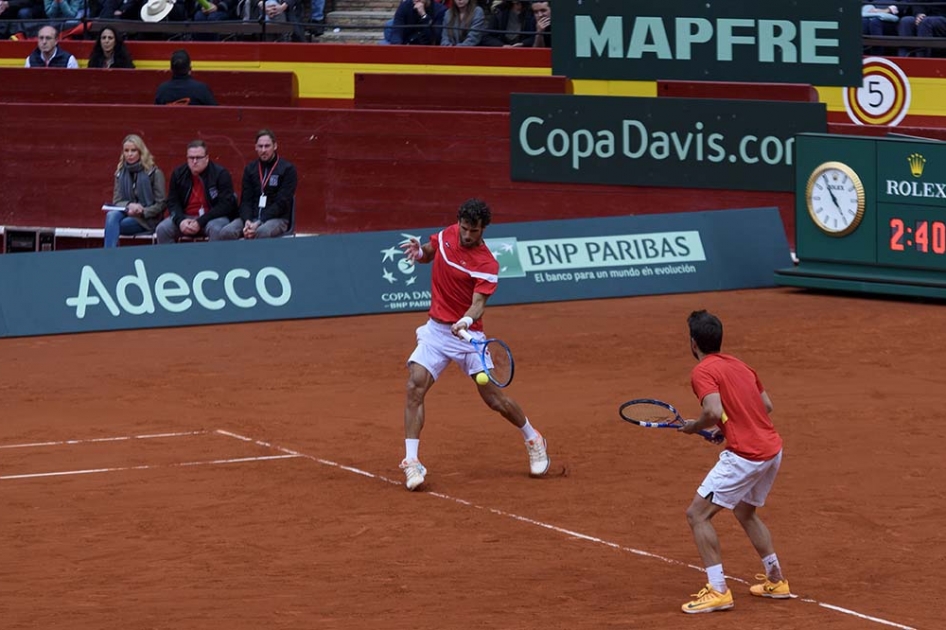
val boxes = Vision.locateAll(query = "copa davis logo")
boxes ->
[65,259,292,319]
[378,233,523,311]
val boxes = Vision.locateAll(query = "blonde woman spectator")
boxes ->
[441,0,485,46]
[104,135,167,248]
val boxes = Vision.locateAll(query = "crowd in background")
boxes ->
[0,0,550,45]
[863,1,946,57]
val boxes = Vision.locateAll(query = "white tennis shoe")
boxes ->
[525,434,550,476]
[400,458,427,491]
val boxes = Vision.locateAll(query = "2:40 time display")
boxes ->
[890,218,946,254]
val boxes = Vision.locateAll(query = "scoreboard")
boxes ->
[776,133,946,298]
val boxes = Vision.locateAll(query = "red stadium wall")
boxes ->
[5,40,946,249]
[0,103,798,239]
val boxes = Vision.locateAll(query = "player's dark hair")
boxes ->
[688,310,723,354]
[457,198,491,228]
[256,129,276,143]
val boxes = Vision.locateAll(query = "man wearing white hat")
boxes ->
[140,0,184,21]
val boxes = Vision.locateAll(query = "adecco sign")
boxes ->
[553,0,863,86]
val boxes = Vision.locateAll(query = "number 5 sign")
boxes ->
[842,57,912,126]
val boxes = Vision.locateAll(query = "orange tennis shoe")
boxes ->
[681,584,734,614]
[750,575,792,598]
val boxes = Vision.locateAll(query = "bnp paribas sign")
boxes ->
[554,0,863,87]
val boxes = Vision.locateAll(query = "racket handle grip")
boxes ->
[457,328,473,342]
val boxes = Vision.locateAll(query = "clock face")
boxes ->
[806,162,866,237]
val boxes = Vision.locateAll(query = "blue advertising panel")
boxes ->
[0,208,791,338]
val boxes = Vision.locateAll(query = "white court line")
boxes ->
[0,430,206,450]
[0,454,300,480]
[215,429,919,630]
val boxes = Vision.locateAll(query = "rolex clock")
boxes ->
[805,161,866,236]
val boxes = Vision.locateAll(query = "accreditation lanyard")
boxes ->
[257,157,280,211]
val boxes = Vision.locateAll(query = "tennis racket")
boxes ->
[458,329,515,388]
[619,398,724,444]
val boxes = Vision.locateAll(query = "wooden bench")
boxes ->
[353,73,572,112]
[0,67,299,108]
[657,80,819,103]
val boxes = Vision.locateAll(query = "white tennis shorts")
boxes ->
[697,449,783,510]
[407,319,484,380]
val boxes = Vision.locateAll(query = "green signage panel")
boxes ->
[510,95,827,192]
[778,133,946,298]
[553,0,863,86]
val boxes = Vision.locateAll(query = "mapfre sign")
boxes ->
[553,0,863,87]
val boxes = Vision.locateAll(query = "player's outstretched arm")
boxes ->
[401,237,434,264]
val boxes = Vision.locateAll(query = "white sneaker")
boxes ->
[400,458,427,491]
[525,434,550,476]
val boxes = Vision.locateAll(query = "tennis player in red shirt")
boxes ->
[678,310,791,613]
[398,198,550,491]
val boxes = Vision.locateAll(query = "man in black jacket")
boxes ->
[220,129,297,240]
[154,49,218,106]
[155,140,238,243]
[386,0,447,45]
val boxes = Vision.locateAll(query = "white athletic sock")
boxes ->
[706,564,727,593]
[405,438,419,461]
[519,419,540,441]
[762,553,783,581]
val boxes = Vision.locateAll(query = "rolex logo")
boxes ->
[908,153,926,178]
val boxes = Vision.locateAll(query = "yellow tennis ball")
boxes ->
[475,372,489,385]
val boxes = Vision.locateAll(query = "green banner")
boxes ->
[511,95,826,192]
[553,0,863,86]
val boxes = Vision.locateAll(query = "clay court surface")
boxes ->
[1,288,942,629]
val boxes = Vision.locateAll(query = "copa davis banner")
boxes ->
[553,0,862,86]
[0,208,791,338]
[510,94,827,192]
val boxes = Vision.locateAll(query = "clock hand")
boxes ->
[823,174,840,209]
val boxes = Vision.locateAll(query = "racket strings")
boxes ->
[484,342,513,386]
[625,403,681,425]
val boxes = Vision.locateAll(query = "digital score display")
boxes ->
[879,206,946,269]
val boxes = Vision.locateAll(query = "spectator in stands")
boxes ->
[6,0,42,38]
[481,0,536,47]
[862,3,901,56]
[897,2,946,57]
[25,25,78,68]
[192,0,235,41]
[259,0,295,41]
[139,0,187,22]
[531,0,549,48]
[0,0,31,39]
[308,0,324,37]
[98,0,142,20]
[156,140,238,243]
[103,134,166,248]
[219,129,297,240]
[43,0,84,31]
[442,0,485,46]
[87,27,136,68]
[154,49,218,106]
[385,0,446,45]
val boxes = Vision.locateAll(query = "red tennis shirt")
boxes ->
[427,224,499,331]
[691,353,783,461]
